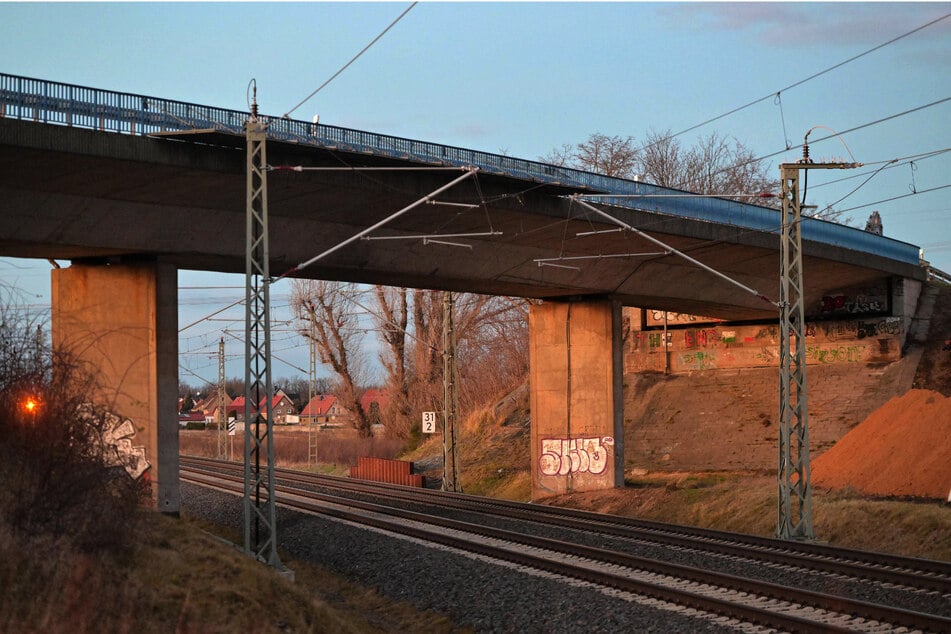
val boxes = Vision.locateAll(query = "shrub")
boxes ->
[0,293,148,553]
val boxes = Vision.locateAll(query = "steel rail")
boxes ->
[182,463,951,633]
[180,455,951,592]
[181,469,839,632]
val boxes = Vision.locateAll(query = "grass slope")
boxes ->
[0,512,462,633]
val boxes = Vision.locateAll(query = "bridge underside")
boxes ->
[0,117,929,505]
[0,118,924,321]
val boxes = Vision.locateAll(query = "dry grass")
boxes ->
[0,510,464,634]
[180,427,405,475]
[540,472,951,561]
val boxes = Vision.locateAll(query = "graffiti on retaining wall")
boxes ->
[678,350,717,370]
[806,344,867,364]
[683,328,725,348]
[626,307,903,372]
[539,436,614,477]
[818,287,888,316]
[857,317,901,338]
[647,332,671,349]
[646,310,725,327]
[818,317,901,341]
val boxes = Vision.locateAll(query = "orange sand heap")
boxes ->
[812,389,951,500]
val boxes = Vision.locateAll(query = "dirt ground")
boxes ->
[812,389,951,499]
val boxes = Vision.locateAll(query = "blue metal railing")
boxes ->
[0,72,922,267]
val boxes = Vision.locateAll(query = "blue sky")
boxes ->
[1,2,949,385]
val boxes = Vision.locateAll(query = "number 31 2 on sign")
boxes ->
[421,411,438,434]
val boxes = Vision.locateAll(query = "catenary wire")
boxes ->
[282,2,418,119]
[635,12,950,154]
[835,183,951,214]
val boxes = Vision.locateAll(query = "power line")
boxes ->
[835,183,951,214]
[809,148,951,189]
[636,12,950,153]
[701,97,951,184]
[764,97,950,163]
[282,2,418,119]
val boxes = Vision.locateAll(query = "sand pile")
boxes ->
[812,389,951,500]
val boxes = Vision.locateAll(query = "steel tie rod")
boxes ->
[571,195,779,307]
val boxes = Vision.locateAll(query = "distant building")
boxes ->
[360,388,390,425]
[265,390,299,424]
[300,394,349,425]
[226,389,297,424]
[864,210,883,236]
[178,411,206,428]
[194,392,232,423]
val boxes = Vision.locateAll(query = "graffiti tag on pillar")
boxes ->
[539,436,615,476]
[78,404,151,479]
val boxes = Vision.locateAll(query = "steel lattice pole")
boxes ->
[442,291,460,492]
[777,163,814,541]
[308,321,318,466]
[776,155,860,540]
[243,115,282,567]
[217,337,226,459]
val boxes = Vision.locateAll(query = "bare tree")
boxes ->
[637,128,685,188]
[544,130,780,208]
[291,280,372,437]
[539,143,575,168]
[292,278,530,440]
[408,289,447,431]
[671,131,775,201]
[405,290,528,432]
[370,285,413,436]
[453,295,530,411]
[574,133,639,178]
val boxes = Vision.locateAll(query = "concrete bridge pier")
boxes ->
[51,259,180,514]
[529,299,625,499]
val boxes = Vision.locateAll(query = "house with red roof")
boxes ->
[194,392,232,423]
[226,396,251,422]
[226,390,298,424]
[300,394,349,426]
[360,388,390,425]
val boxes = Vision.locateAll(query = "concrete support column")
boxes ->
[51,260,180,514]
[529,299,624,499]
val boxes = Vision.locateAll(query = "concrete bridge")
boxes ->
[0,73,927,508]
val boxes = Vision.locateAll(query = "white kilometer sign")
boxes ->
[421,411,438,434]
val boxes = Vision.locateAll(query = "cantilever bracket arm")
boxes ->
[570,195,779,308]
[278,168,479,279]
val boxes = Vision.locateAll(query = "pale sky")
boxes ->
[1,2,948,384]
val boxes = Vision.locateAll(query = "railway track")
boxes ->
[181,455,951,633]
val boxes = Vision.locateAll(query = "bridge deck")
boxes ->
[0,72,925,319]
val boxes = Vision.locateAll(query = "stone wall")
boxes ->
[624,313,904,374]
[624,277,915,374]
